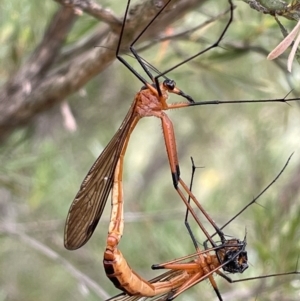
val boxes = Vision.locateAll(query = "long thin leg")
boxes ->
[116,0,172,86]
[155,0,234,88]
[159,112,225,245]
[118,0,234,100]
[115,0,148,86]
[208,153,294,242]
[129,0,172,83]
[184,157,200,250]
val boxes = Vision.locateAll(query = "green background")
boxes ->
[0,1,300,300]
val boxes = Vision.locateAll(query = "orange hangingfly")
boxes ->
[64,0,299,251]
[105,154,298,301]
[103,153,246,300]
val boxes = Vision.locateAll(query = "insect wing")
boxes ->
[106,270,183,301]
[64,104,136,250]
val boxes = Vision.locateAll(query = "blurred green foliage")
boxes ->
[1,0,300,301]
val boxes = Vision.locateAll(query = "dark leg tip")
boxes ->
[151,264,163,270]
[187,95,195,103]
[176,165,180,178]
[167,292,175,301]
[172,172,178,188]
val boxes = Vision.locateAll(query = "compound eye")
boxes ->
[163,79,176,91]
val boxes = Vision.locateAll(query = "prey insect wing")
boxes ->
[106,271,183,301]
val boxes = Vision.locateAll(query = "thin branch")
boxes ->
[0,5,77,141]
[279,159,300,212]
[136,4,233,53]
[0,223,110,299]
[54,0,120,26]
[0,0,204,143]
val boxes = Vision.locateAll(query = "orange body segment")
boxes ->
[65,82,214,249]
[103,145,248,299]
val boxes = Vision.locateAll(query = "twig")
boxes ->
[0,223,110,300]
[54,0,120,26]
[0,0,203,142]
